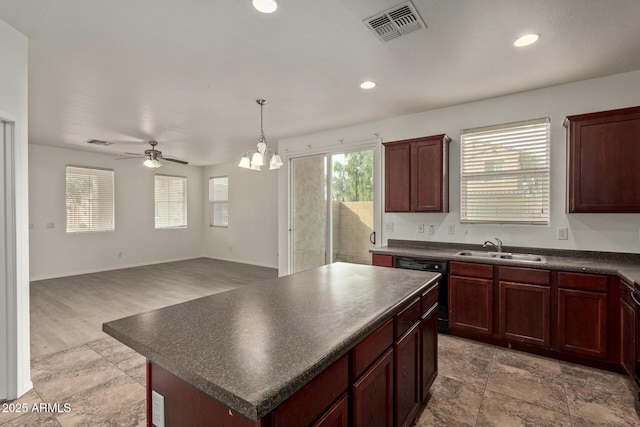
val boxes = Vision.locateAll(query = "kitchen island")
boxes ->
[103,262,440,426]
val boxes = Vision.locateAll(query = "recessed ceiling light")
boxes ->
[514,33,540,47]
[360,81,376,89]
[253,0,278,13]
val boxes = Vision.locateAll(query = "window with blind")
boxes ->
[66,165,115,233]
[209,176,229,227]
[155,174,187,229]
[460,118,550,224]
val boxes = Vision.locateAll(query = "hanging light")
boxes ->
[253,0,278,13]
[143,158,162,169]
[239,99,282,171]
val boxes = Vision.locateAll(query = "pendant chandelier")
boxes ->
[239,99,283,171]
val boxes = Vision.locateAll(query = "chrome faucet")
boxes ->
[483,237,503,252]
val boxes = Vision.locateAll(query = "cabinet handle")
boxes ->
[369,231,376,245]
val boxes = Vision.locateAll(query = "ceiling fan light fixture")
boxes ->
[360,81,376,89]
[253,0,278,13]
[143,158,162,169]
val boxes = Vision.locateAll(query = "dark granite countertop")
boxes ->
[371,240,640,285]
[102,262,439,422]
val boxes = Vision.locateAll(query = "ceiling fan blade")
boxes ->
[115,156,144,160]
[123,152,144,156]
[163,157,189,165]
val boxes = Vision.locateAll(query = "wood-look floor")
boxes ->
[30,258,278,358]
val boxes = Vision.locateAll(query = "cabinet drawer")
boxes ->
[450,261,493,279]
[395,298,421,339]
[353,319,393,379]
[372,254,394,268]
[272,354,349,427]
[558,272,607,292]
[421,283,438,314]
[499,266,550,285]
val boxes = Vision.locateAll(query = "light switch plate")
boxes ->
[447,224,455,234]
[151,390,165,427]
[557,228,568,240]
[427,225,435,235]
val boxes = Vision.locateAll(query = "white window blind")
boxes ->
[155,174,187,229]
[209,176,229,227]
[460,118,550,224]
[66,165,115,233]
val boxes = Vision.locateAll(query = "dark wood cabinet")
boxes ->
[621,281,636,378]
[557,272,608,359]
[384,142,411,212]
[384,134,451,213]
[498,266,551,348]
[372,254,394,267]
[352,348,394,427]
[564,105,640,213]
[395,321,420,427]
[449,262,494,336]
[420,304,438,401]
[312,394,348,427]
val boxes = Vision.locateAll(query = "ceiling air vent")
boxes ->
[364,1,426,42]
[85,139,113,146]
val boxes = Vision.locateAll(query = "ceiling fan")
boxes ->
[117,140,188,169]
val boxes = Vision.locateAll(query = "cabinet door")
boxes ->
[558,288,607,359]
[565,106,640,212]
[420,304,438,402]
[499,281,550,348]
[395,322,420,427]
[449,275,493,335]
[621,295,636,378]
[384,143,411,212]
[312,394,348,427]
[411,138,448,212]
[372,254,394,268]
[353,348,393,427]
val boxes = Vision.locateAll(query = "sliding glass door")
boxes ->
[290,148,377,273]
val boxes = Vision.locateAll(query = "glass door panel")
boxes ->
[291,148,375,273]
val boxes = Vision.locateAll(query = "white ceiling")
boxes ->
[2,0,640,166]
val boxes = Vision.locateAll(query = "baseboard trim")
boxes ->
[29,256,203,281]
[202,255,278,270]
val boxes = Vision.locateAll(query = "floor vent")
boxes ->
[363,1,426,42]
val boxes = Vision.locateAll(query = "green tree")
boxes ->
[332,151,373,201]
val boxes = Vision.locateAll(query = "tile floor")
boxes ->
[2,333,639,426]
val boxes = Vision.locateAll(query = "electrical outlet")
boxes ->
[447,224,455,234]
[151,390,165,427]
[557,227,568,240]
[427,225,435,235]
[418,224,424,233]
[118,252,122,258]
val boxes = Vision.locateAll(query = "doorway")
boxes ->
[290,148,377,273]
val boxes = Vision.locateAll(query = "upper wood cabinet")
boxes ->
[564,105,640,213]
[384,134,451,213]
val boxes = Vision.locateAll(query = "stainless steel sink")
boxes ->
[455,250,547,264]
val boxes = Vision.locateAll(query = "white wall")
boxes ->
[201,163,278,268]
[278,70,640,272]
[0,18,31,399]
[29,145,204,280]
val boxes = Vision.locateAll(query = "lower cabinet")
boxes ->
[620,281,636,378]
[449,262,494,335]
[372,254,394,267]
[420,304,438,401]
[498,266,551,348]
[312,394,349,427]
[353,348,394,427]
[557,272,608,359]
[394,322,420,427]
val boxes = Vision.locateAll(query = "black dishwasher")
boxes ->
[395,256,449,334]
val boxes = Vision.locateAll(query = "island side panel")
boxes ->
[148,362,267,427]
